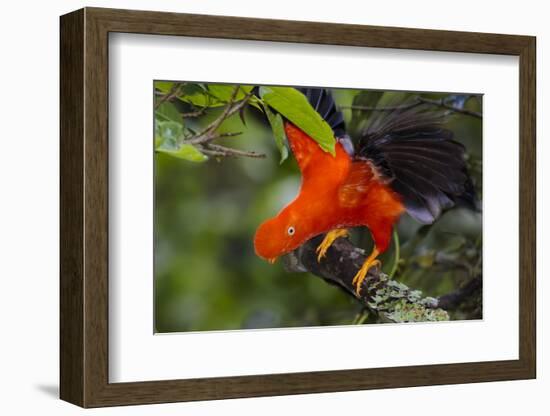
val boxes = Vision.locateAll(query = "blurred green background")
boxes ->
[154,83,483,333]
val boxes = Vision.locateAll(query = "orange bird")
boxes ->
[254,88,475,295]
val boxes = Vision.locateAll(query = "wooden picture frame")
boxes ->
[60,7,536,408]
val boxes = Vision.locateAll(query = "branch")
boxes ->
[418,97,482,119]
[282,235,459,323]
[180,107,207,118]
[188,87,254,145]
[343,101,422,113]
[438,275,482,310]
[156,84,265,160]
[198,143,266,159]
[154,82,186,110]
[178,86,266,159]
[343,95,482,119]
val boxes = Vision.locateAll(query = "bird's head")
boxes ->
[254,208,305,264]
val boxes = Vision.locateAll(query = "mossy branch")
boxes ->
[282,234,452,323]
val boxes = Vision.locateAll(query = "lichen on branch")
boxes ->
[283,235,450,323]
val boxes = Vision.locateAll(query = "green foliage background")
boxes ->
[154,82,483,333]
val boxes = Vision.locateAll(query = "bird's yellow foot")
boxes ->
[352,247,381,296]
[316,229,349,262]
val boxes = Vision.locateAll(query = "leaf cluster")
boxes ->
[154,82,336,164]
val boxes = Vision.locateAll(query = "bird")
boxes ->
[254,87,476,295]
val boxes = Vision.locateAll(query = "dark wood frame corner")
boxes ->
[60,7,536,408]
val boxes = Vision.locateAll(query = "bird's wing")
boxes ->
[356,100,476,224]
[337,161,376,208]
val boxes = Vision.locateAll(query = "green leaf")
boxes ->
[154,81,175,93]
[157,144,208,162]
[155,81,225,108]
[248,95,264,111]
[154,135,163,149]
[180,91,221,108]
[155,102,182,124]
[155,120,183,149]
[155,119,207,162]
[207,84,253,102]
[259,86,335,155]
[263,104,288,164]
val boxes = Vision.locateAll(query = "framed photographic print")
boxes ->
[60,7,536,408]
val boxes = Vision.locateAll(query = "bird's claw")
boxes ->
[316,243,330,262]
[316,229,349,262]
[352,248,381,296]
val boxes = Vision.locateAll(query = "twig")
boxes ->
[158,84,262,159]
[388,229,400,279]
[216,131,244,138]
[343,101,422,112]
[437,275,482,310]
[154,82,186,110]
[418,97,482,119]
[192,86,241,141]
[180,107,207,118]
[352,309,370,325]
[188,86,253,145]
[199,143,266,159]
[186,87,263,158]
[343,95,482,119]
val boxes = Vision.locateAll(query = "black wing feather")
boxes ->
[357,101,477,224]
[294,89,477,223]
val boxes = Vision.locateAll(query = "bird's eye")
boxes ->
[287,226,295,236]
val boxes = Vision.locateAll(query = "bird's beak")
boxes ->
[267,257,278,264]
